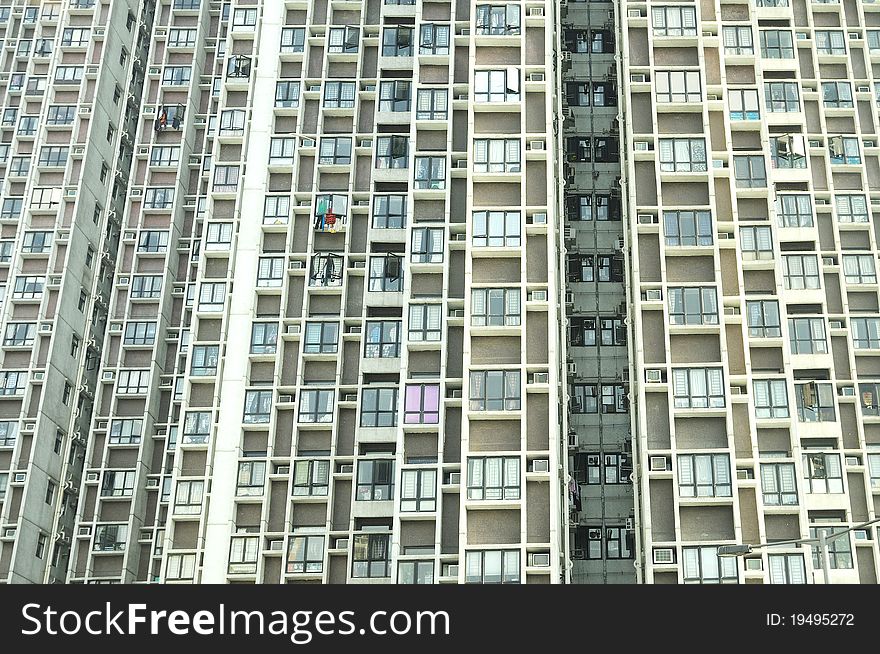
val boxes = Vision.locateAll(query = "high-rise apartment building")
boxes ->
[0,0,877,586]
[623,0,880,583]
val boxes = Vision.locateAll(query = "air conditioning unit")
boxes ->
[449,309,465,318]
[448,472,461,484]
[533,373,549,384]
[529,7,544,17]
[531,290,547,301]
[13,473,27,483]
[645,289,662,301]
[531,459,550,473]
[532,212,547,224]
[335,538,349,549]
[571,548,586,560]
[630,74,647,83]
[443,564,459,577]
[276,466,290,475]
[78,526,92,536]
[840,386,855,396]
[301,138,316,147]
[653,548,674,564]
[450,389,463,398]
[146,478,159,488]
[567,362,577,376]
[637,214,656,224]
[745,558,763,571]
[339,464,354,474]
[3,528,16,538]
[528,140,546,151]
[529,553,550,567]
[529,73,545,82]
[736,469,753,480]
[730,386,743,395]
[625,518,635,530]
[353,261,367,269]
[645,369,663,383]
[85,472,99,482]
[649,456,668,472]
[845,456,861,466]
[633,141,649,152]
[454,233,467,241]
[277,394,292,404]
[857,86,870,93]
[565,291,575,304]
[823,257,836,266]
[343,394,357,402]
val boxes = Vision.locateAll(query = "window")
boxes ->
[601,384,628,413]
[571,384,598,414]
[149,146,180,167]
[788,318,827,354]
[382,26,414,56]
[852,318,880,349]
[303,322,339,354]
[361,388,398,427]
[102,471,135,497]
[226,55,252,78]
[733,155,767,188]
[3,323,35,347]
[169,28,197,47]
[293,460,330,496]
[62,27,90,46]
[471,288,520,327]
[761,463,798,505]
[182,412,211,444]
[416,88,447,120]
[729,88,760,120]
[652,6,697,36]
[379,80,411,112]
[566,81,617,107]
[399,561,434,584]
[0,421,17,447]
[678,454,732,497]
[475,5,520,35]
[372,195,406,228]
[803,452,843,494]
[190,345,219,376]
[94,525,128,552]
[356,460,394,500]
[822,81,853,108]
[138,230,169,253]
[0,473,6,500]
[769,554,806,584]
[567,255,594,282]
[419,23,450,54]
[467,457,519,500]
[829,136,861,165]
[746,300,782,338]
[868,453,880,490]
[843,254,876,284]
[166,554,196,580]
[760,30,794,58]
[474,139,520,173]
[413,156,446,189]
[219,109,246,134]
[469,370,521,411]
[264,196,291,225]
[575,453,630,485]
[683,547,738,584]
[776,194,812,227]
[375,135,409,169]
[401,469,437,511]
[809,527,852,569]
[472,211,521,247]
[368,255,403,291]
[256,257,284,288]
[117,369,149,395]
[663,210,712,246]
[174,480,204,515]
[319,137,352,165]
[269,138,296,165]
[672,368,725,408]
[753,379,789,419]
[131,275,163,299]
[287,536,325,574]
[771,134,807,169]
[815,30,846,55]
[251,322,278,354]
[310,253,344,287]
[570,318,597,347]
[243,390,273,424]
[206,223,234,250]
[162,66,191,86]
[835,194,868,224]
[668,287,718,325]
[38,146,69,167]
[474,69,519,103]
[1,198,22,220]
[411,227,444,264]
[109,419,143,445]
[465,550,520,584]
[236,461,266,496]
[323,81,356,109]
[281,27,305,53]
[298,389,334,423]
[328,26,359,53]
[18,116,38,135]
[658,138,707,172]
[123,321,157,346]
[213,165,240,192]
[228,536,259,574]
[198,282,227,310]
[783,254,820,289]
[723,26,754,55]
[275,81,300,108]
[54,66,84,83]
[409,304,442,341]
[144,187,174,209]
[364,321,400,358]
[796,383,835,422]
[597,255,624,282]
[404,384,441,423]
[352,534,391,578]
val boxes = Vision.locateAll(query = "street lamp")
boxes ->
[717,516,880,584]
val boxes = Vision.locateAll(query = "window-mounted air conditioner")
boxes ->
[335,538,349,549]
[276,465,290,475]
[85,472,99,482]
[339,464,354,474]
[528,553,550,567]
[532,212,547,224]
[649,456,668,472]
[531,290,547,301]
[645,369,663,383]
[645,289,662,301]
[533,373,549,384]
[653,548,674,564]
